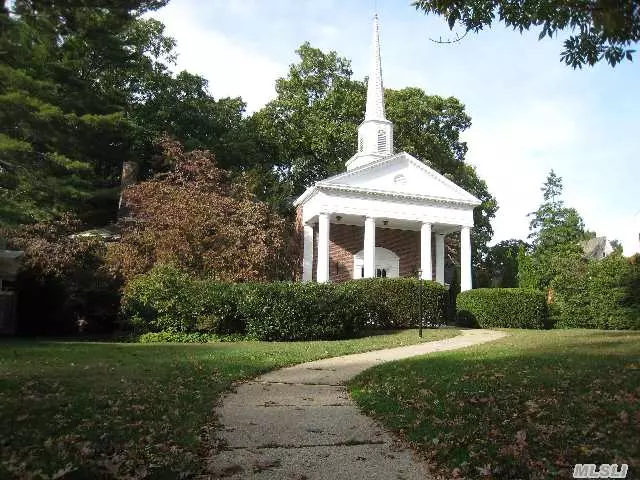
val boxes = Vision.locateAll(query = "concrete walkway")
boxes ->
[208,329,507,479]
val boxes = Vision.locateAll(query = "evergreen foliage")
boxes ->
[121,268,449,341]
[457,288,548,329]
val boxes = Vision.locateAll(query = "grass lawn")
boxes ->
[350,329,640,480]
[0,328,456,478]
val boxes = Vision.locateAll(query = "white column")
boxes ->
[364,217,376,278]
[302,224,314,282]
[317,213,330,282]
[460,226,472,291]
[420,222,432,280]
[436,233,445,284]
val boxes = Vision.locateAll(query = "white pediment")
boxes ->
[318,152,480,205]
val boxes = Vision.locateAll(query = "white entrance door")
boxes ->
[353,247,400,279]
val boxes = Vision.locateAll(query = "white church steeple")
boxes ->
[346,14,393,171]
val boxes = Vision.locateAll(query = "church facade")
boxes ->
[294,15,480,291]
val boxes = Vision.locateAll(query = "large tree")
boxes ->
[1,1,261,227]
[477,239,530,287]
[252,42,366,203]
[519,170,586,289]
[108,138,295,283]
[527,169,586,251]
[413,0,639,68]
[0,1,172,226]
[253,43,497,265]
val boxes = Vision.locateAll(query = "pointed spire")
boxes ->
[365,14,386,121]
[346,13,393,170]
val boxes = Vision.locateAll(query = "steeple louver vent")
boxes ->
[377,130,386,153]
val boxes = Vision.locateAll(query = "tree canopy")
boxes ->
[108,138,295,283]
[2,4,498,280]
[519,170,587,289]
[527,169,586,251]
[477,239,530,288]
[413,0,639,68]
[0,0,257,227]
[253,43,497,264]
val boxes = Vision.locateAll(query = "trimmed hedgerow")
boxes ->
[550,254,640,330]
[122,267,450,341]
[121,264,247,334]
[347,278,448,329]
[240,281,367,341]
[121,264,201,333]
[457,288,548,329]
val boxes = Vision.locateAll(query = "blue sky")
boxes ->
[150,0,640,254]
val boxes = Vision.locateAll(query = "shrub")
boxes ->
[108,137,296,284]
[195,282,247,334]
[121,264,200,333]
[121,264,249,334]
[457,288,548,329]
[346,278,448,329]
[241,282,366,341]
[122,271,451,341]
[2,214,121,335]
[551,254,640,330]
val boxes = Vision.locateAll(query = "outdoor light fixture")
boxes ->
[336,215,342,221]
[383,220,389,226]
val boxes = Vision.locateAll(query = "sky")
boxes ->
[149,0,640,254]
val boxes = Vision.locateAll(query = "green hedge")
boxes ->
[121,265,449,341]
[121,265,246,334]
[241,282,366,341]
[457,288,548,329]
[550,254,640,330]
[347,278,448,329]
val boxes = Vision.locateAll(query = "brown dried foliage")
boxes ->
[2,214,121,333]
[109,137,296,283]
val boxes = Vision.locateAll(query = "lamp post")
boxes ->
[417,269,423,338]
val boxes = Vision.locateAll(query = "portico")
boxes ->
[293,14,480,291]
[295,165,477,291]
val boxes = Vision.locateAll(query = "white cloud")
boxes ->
[463,99,583,244]
[151,1,284,112]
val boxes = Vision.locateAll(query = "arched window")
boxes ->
[354,247,399,279]
[377,129,386,153]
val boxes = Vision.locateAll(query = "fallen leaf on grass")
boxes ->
[51,463,76,479]
[619,411,629,424]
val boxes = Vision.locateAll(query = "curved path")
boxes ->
[208,329,507,479]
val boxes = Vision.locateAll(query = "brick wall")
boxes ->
[305,222,436,282]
